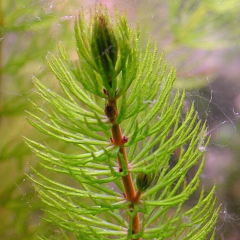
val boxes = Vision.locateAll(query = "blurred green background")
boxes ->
[1,0,240,239]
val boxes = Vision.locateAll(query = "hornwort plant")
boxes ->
[26,6,218,240]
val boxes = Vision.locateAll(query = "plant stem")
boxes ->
[107,98,140,239]
[134,190,142,203]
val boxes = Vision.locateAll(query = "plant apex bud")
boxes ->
[91,11,118,87]
[136,172,154,192]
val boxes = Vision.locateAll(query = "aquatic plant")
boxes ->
[26,6,218,240]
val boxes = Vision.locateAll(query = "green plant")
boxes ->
[26,6,218,240]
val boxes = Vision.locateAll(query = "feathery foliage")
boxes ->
[26,6,218,240]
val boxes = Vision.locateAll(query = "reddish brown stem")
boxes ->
[107,99,140,240]
[133,190,142,203]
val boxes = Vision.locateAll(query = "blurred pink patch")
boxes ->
[98,0,114,9]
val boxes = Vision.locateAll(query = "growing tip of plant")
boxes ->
[91,6,118,89]
[136,172,154,192]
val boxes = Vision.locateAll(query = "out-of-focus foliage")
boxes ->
[0,0,76,239]
[136,0,240,90]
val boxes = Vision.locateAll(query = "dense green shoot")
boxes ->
[26,6,218,240]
